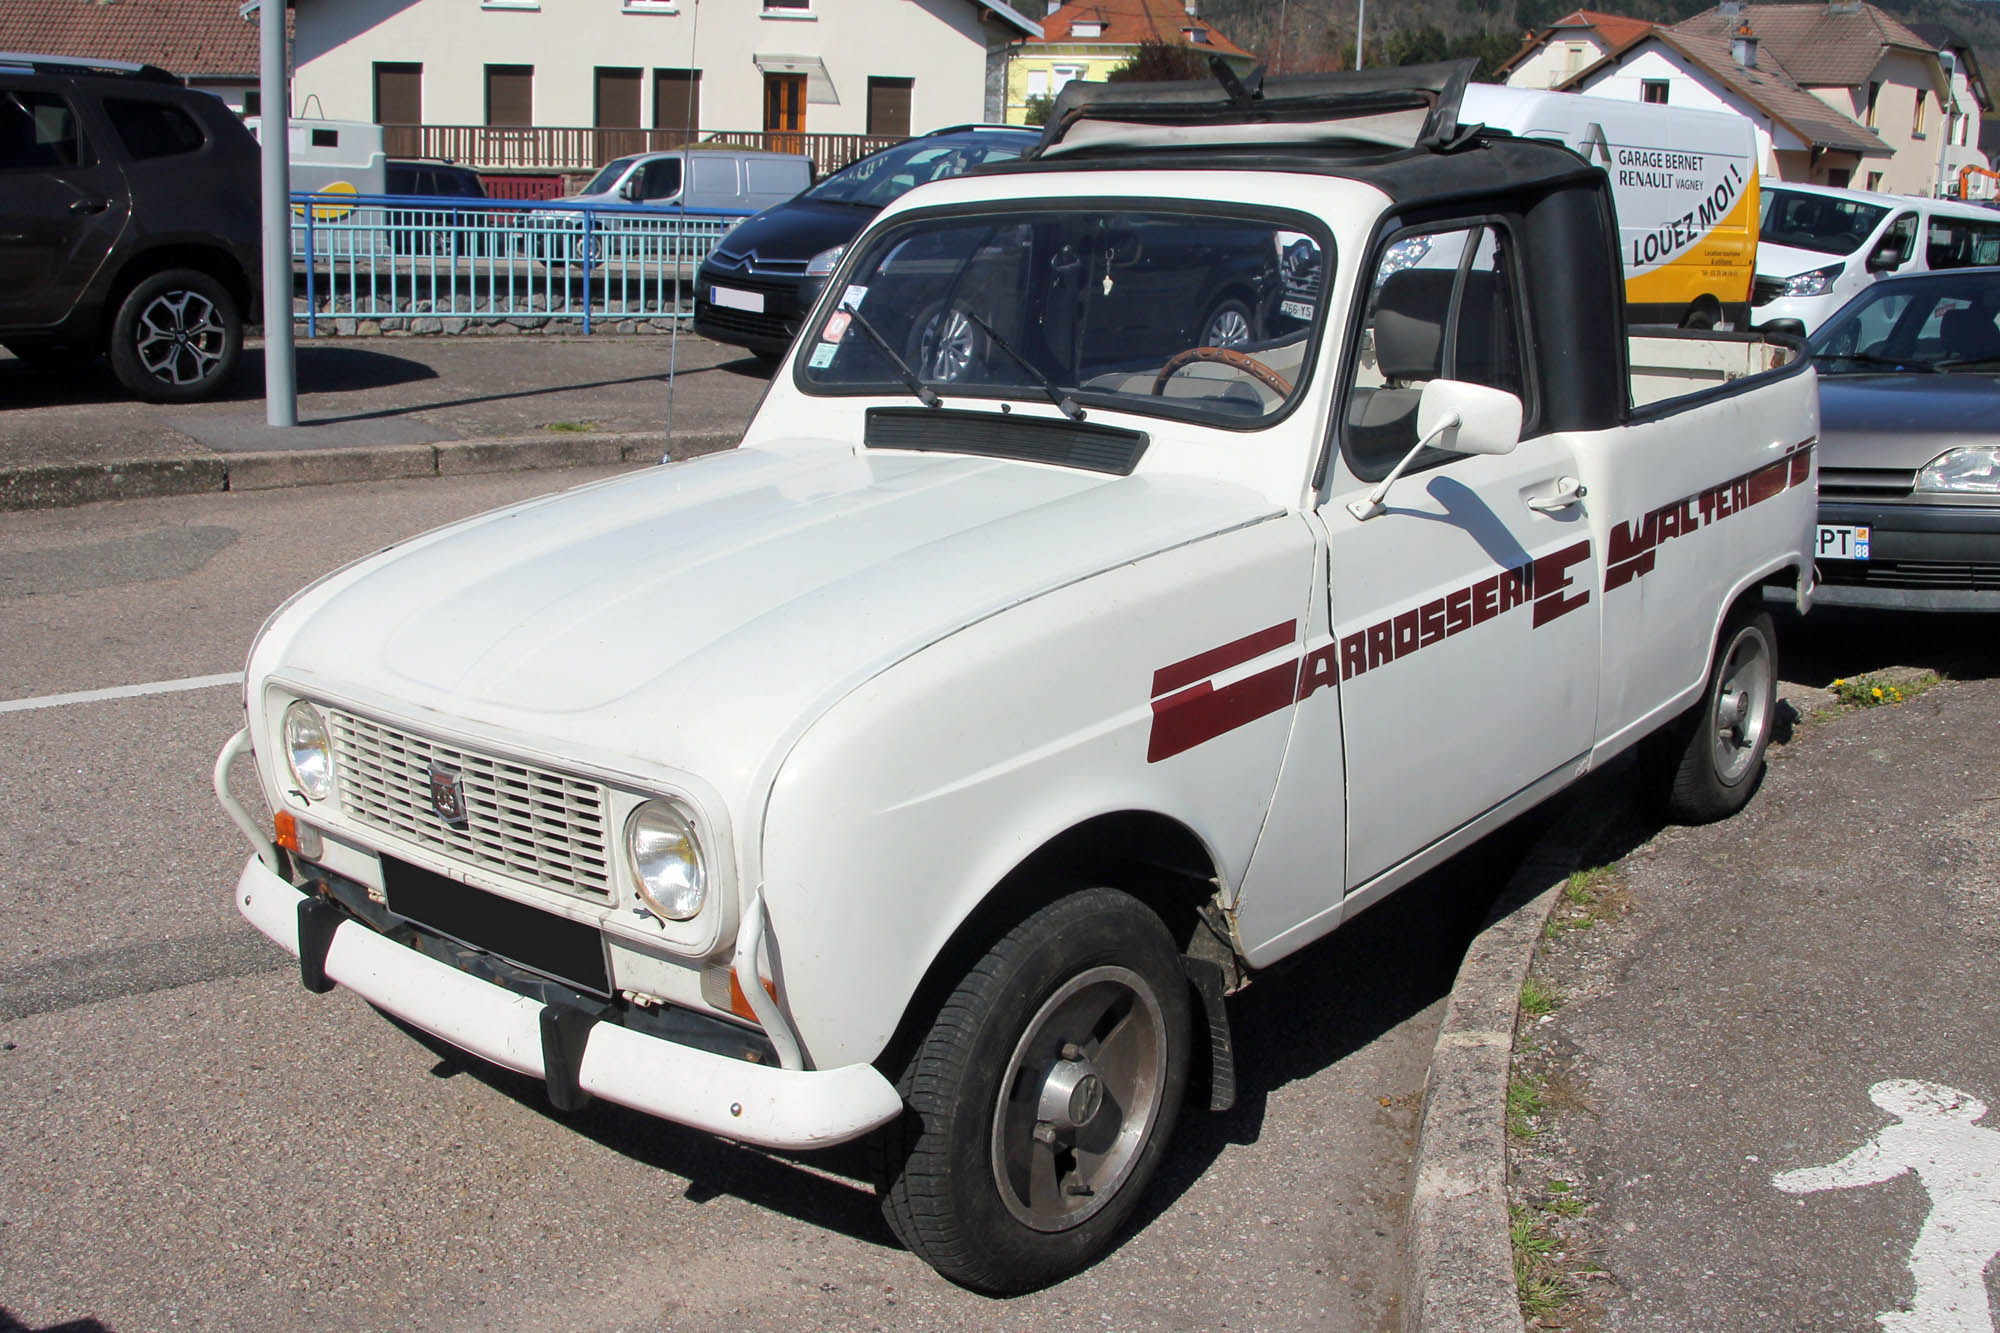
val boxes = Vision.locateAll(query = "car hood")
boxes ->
[710,197,876,264]
[260,444,1276,804]
[1817,374,2000,470]
[1757,240,1853,280]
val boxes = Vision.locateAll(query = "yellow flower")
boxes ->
[1871,686,1884,699]
[1832,678,1845,687]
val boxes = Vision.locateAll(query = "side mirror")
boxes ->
[618,177,639,202]
[1866,243,1902,273]
[1347,379,1523,521]
[1418,378,1522,457]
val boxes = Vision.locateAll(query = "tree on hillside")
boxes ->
[1106,39,1216,82]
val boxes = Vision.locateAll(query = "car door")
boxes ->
[0,81,130,328]
[1319,221,1600,889]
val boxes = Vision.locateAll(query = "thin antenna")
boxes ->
[665,0,702,458]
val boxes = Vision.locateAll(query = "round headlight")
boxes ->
[282,700,334,803]
[626,801,706,921]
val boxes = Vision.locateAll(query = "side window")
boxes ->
[104,97,206,160]
[1927,217,2000,269]
[1880,212,1918,266]
[0,88,84,169]
[640,158,683,200]
[1341,223,1526,480]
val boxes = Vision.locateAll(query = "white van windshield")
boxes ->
[585,155,642,195]
[1760,188,1889,256]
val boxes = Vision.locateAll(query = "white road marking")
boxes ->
[0,672,243,715]
[1773,1079,2000,1332]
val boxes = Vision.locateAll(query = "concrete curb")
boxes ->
[0,428,742,512]
[1402,780,1632,1333]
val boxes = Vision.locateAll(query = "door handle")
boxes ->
[1526,477,1587,513]
[68,197,110,215]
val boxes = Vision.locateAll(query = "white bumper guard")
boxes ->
[215,730,904,1151]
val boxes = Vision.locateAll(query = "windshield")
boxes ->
[584,155,641,196]
[799,207,1330,427]
[805,137,1030,209]
[1809,270,2000,372]
[1760,188,1889,256]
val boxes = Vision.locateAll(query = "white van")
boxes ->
[1753,182,2000,332]
[245,116,386,200]
[560,148,810,214]
[1460,85,1759,328]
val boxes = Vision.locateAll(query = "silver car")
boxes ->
[1808,266,2000,610]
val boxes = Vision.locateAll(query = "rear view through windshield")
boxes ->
[1760,188,1889,256]
[799,207,1329,427]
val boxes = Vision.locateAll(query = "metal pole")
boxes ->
[1933,50,1955,197]
[1355,0,1366,70]
[258,0,297,425]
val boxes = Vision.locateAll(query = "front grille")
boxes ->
[1819,466,1917,501]
[1752,276,1786,307]
[696,303,797,342]
[1818,560,2000,590]
[327,709,613,900]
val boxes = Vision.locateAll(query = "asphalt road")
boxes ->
[0,467,1532,1332]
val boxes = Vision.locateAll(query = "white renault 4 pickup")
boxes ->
[215,62,1818,1292]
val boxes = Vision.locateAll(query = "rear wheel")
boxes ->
[873,887,1191,1293]
[1198,296,1255,349]
[107,269,241,403]
[1644,603,1777,822]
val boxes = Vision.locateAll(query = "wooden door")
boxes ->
[867,77,912,138]
[763,73,805,155]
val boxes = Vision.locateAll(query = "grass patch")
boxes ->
[1545,863,1628,938]
[1520,973,1561,1019]
[1511,1203,1581,1319]
[1828,671,1940,710]
[1508,1074,1546,1140]
[543,420,599,434]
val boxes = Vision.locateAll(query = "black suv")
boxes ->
[0,53,260,402]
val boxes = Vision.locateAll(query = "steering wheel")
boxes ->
[1152,345,1293,398]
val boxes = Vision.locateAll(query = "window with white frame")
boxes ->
[762,0,811,13]
[1052,64,1086,94]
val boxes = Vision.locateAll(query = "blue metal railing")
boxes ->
[289,192,752,337]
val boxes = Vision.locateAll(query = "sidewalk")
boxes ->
[0,333,769,509]
[1414,608,2000,1330]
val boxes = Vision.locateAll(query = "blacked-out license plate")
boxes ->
[381,856,610,995]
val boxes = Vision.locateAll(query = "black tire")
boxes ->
[1198,296,1256,348]
[107,269,241,403]
[1680,298,1720,331]
[873,887,1192,1293]
[1643,603,1778,823]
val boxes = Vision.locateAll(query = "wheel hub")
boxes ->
[1038,1049,1107,1131]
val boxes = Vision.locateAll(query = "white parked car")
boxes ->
[216,62,1819,1292]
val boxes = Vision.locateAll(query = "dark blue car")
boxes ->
[695,125,1038,362]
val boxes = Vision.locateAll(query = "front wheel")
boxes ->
[1644,603,1778,822]
[873,887,1191,1293]
[107,269,241,403]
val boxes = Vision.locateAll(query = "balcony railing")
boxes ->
[386,124,903,177]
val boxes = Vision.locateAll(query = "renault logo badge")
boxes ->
[428,763,467,825]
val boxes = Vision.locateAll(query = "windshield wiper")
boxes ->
[1933,356,2000,372]
[1812,351,1943,373]
[954,306,1085,421]
[843,305,940,407]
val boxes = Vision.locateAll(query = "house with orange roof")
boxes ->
[1496,10,1657,90]
[0,0,272,113]
[1002,0,1254,125]
[1555,3,1961,194]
